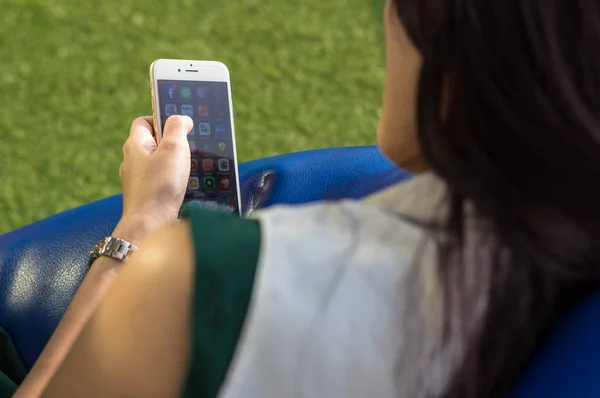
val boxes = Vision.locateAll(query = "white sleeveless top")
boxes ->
[219,173,488,398]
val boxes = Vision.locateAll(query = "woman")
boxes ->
[9,0,600,396]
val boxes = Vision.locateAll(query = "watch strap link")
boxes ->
[89,236,138,267]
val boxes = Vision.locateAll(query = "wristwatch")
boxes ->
[89,236,138,267]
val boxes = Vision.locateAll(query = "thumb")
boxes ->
[161,115,193,141]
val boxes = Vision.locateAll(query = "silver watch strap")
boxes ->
[89,236,138,265]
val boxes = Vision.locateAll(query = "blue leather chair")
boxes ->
[1,146,599,396]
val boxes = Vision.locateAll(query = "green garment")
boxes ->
[180,205,261,398]
[0,328,27,397]
[0,205,261,398]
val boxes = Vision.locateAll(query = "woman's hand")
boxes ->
[113,115,193,243]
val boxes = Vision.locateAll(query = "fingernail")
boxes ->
[183,116,193,134]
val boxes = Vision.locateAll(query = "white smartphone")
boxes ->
[150,59,241,215]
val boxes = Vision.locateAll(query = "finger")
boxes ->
[124,117,158,157]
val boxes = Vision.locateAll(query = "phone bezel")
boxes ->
[150,59,242,215]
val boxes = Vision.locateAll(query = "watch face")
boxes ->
[98,237,111,255]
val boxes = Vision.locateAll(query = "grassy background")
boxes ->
[0,0,386,234]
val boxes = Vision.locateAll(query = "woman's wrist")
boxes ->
[112,215,162,245]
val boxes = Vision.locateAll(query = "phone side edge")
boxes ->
[150,60,162,144]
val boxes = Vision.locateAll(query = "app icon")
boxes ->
[198,122,211,136]
[205,201,218,210]
[214,88,224,100]
[189,140,197,152]
[167,85,177,100]
[202,158,214,172]
[202,142,211,152]
[203,176,216,190]
[219,176,232,190]
[212,105,227,119]
[165,104,177,117]
[181,104,193,117]
[197,105,210,118]
[218,142,227,152]
[188,177,200,191]
[196,86,210,100]
[220,198,235,214]
[191,158,198,172]
[217,158,230,172]
[180,86,192,100]
[214,122,228,136]
[189,200,204,207]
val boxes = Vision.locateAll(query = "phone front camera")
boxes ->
[190,63,192,66]
[178,69,181,72]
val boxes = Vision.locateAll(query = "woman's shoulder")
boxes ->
[179,174,446,312]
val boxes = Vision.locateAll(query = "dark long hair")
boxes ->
[392,0,600,396]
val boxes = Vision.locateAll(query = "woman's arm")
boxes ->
[14,114,194,397]
[42,221,195,398]
[14,221,149,398]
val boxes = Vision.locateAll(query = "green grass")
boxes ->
[0,0,385,234]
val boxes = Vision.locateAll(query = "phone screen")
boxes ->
[157,80,238,214]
